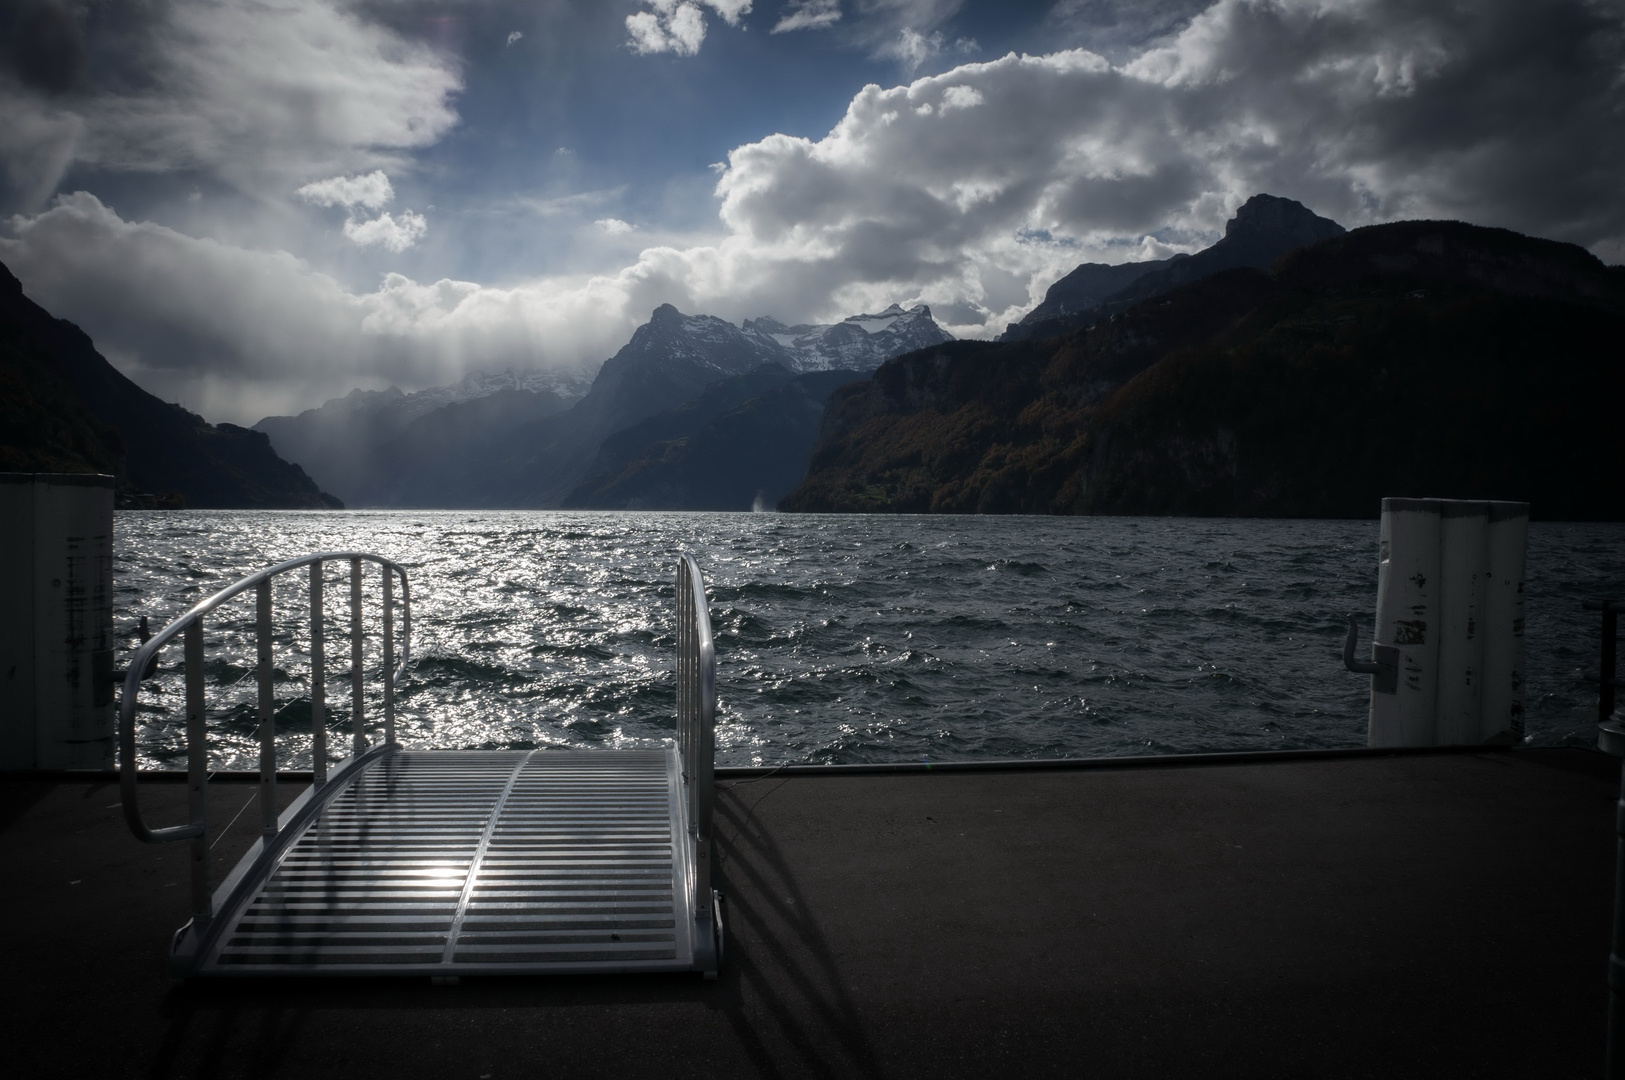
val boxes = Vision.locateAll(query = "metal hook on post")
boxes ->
[1342,614,1399,695]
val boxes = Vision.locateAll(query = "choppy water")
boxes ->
[113,511,1624,771]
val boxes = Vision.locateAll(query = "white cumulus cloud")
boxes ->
[939,85,983,111]
[702,0,754,24]
[342,210,427,252]
[296,170,426,251]
[595,218,635,235]
[296,171,395,210]
[626,0,752,56]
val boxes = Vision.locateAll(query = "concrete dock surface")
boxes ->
[1,747,1618,1078]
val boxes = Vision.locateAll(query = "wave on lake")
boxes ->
[113,511,1624,771]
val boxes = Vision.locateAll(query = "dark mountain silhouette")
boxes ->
[257,306,949,507]
[0,260,338,508]
[364,304,794,507]
[254,369,584,506]
[1003,194,1346,341]
[1004,259,1173,336]
[314,301,950,508]
[783,219,1625,519]
[564,365,863,510]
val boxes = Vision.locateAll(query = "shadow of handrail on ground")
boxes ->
[712,778,886,1079]
[135,774,887,1077]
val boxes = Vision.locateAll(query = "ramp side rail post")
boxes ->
[1588,598,1625,1080]
[117,551,411,922]
[257,579,275,840]
[311,562,326,786]
[351,557,365,755]
[383,563,396,745]
[185,619,210,927]
[676,555,716,920]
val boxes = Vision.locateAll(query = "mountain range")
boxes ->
[782,218,1625,519]
[257,301,950,508]
[744,304,952,371]
[250,195,1363,513]
[254,369,583,511]
[14,188,1615,519]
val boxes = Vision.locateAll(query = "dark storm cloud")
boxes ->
[1124,0,1625,244]
[2,0,1621,424]
[2,0,88,94]
[0,0,461,213]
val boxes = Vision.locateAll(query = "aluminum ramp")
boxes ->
[120,553,720,978]
[177,746,719,975]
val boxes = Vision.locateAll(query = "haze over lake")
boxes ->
[115,511,1624,771]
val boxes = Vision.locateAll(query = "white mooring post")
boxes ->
[1358,497,1528,747]
[0,473,116,770]
[1370,499,1442,747]
[1479,502,1530,743]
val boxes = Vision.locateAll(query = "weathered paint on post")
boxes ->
[1480,502,1529,743]
[1365,497,1528,748]
[1435,502,1488,746]
[1371,498,1442,747]
[0,473,114,770]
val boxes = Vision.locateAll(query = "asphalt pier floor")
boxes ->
[1,747,1618,1079]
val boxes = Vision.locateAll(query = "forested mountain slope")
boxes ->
[783,221,1625,519]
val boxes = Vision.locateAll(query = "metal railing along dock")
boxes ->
[118,552,721,977]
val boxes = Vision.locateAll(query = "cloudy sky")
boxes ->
[2,0,1621,423]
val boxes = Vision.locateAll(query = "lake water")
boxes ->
[113,511,1624,771]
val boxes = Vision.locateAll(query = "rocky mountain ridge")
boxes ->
[259,300,951,507]
[253,369,585,505]
[783,219,1625,519]
[272,367,592,430]
[1003,194,1346,341]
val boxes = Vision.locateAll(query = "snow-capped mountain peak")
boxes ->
[742,303,951,373]
[325,368,587,424]
[842,303,908,335]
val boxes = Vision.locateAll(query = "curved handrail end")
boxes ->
[117,550,412,846]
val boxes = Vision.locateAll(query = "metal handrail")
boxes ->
[1588,598,1625,1080]
[117,551,410,927]
[675,555,716,921]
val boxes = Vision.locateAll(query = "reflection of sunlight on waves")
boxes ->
[112,511,1625,769]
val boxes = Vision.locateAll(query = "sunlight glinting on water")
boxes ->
[113,511,1625,772]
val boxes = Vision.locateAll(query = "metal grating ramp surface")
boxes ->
[199,749,695,975]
